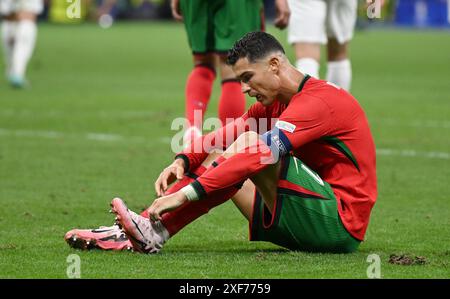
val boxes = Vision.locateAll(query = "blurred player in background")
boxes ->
[287,0,357,91]
[1,0,43,88]
[171,0,290,144]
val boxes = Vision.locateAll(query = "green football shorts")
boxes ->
[250,155,361,253]
[179,0,263,54]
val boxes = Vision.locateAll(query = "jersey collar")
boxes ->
[297,74,311,93]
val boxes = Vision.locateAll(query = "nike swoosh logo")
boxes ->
[99,234,128,242]
[91,228,114,233]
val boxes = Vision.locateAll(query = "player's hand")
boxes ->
[154,158,185,197]
[171,0,183,22]
[147,191,187,222]
[274,0,290,29]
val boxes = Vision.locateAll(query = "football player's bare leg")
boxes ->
[193,52,216,69]
[293,42,321,78]
[326,38,352,90]
[327,38,348,62]
[2,11,38,87]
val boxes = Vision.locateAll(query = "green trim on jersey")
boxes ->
[323,136,360,171]
[250,156,360,253]
[179,0,263,53]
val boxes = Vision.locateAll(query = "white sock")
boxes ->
[10,20,37,79]
[326,59,352,91]
[1,21,17,77]
[295,58,320,78]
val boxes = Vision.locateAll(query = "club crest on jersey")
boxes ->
[275,120,296,133]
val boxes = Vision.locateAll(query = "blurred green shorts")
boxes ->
[180,0,263,54]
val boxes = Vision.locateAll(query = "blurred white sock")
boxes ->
[295,58,319,78]
[10,20,37,79]
[326,59,352,91]
[1,21,17,76]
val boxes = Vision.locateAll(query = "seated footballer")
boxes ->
[65,32,377,254]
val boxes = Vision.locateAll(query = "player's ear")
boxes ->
[268,56,280,73]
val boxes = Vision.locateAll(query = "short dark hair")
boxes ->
[227,31,285,66]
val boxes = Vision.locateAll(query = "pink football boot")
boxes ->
[64,224,133,251]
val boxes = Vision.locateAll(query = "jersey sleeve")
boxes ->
[175,103,268,172]
[180,97,331,199]
[272,94,332,153]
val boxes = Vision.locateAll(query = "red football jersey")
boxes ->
[179,76,377,241]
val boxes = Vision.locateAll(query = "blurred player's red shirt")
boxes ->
[179,76,377,241]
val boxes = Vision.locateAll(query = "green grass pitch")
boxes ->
[0,22,449,278]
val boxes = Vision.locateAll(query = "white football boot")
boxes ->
[110,197,169,254]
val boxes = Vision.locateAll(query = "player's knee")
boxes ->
[327,39,348,61]
[16,11,37,21]
[235,131,260,148]
[294,43,321,61]
[193,53,215,70]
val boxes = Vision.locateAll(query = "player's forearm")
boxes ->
[176,116,250,172]
[182,138,273,200]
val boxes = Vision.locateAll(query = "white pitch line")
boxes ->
[372,118,450,129]
[0,128,449,160]
[86,133,124,142]
[377,148,450,160]
[0,128,64,139]
[0,109,158,119]
[0,128,153,144]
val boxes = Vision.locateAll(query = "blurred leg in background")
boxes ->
[325,0,357,91]
[287,0,356,91]
[287,0,326,79]
[1,0,43,88]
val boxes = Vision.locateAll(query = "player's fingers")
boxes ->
[148,208,158,222]
[176,166,184,180]
[148,200,161,222]
[154,175,164,197]
[161,172,169,194]
[149,209,161,222]
[173,11,183,22]
[171,1,183,21]
[274,17,282,29]
[156,169,171,196]
[274,12,289,29]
